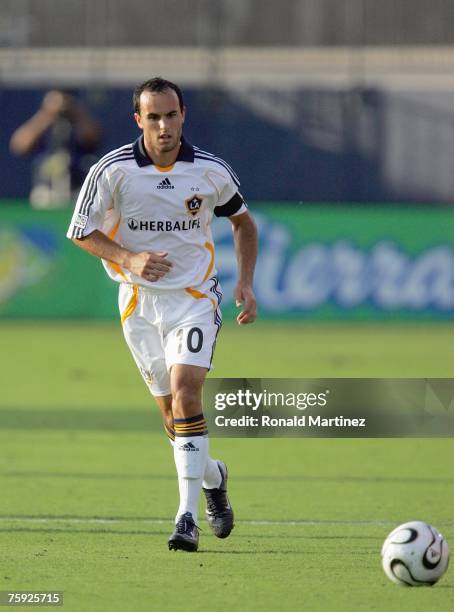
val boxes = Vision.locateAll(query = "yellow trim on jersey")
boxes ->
[121,284,139,324]
[109,261,128,280]
[107,219,128,281]
[108,220,121,240]
[202,242,215,282]
[185,287,216,310]
[155,164,175,172]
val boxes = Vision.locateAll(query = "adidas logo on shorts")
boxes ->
[157,177,174,189]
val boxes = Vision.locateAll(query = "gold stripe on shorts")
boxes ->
[121,284,139,324]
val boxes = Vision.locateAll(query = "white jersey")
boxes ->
[67,136,247,290]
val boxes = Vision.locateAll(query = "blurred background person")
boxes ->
[9,89,102,209]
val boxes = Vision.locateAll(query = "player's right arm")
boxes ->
[68,153,172,282]
[72,230,172,282]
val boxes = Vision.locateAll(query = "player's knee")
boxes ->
[172,386,201,417]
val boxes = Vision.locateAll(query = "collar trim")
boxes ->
[133,135,194,167]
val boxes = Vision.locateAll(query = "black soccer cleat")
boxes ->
[203,461,234,539]
[168,512,199,552]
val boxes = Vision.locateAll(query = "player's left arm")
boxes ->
[229,211,258,325]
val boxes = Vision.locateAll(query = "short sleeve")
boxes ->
[205,163,247,218]
[67,162,113,239]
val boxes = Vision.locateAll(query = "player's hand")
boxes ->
[125,251,172,282]
[234,284,257,325]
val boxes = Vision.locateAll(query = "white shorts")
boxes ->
[118,276,222,396]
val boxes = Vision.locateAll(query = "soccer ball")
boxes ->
[381,521,449,586]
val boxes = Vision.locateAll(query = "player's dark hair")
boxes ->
[133,77,184,114]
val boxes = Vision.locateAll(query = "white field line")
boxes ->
[0,517,406,526]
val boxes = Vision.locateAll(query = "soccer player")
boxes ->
[67,77,257,552]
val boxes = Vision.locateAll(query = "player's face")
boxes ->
[134,89,185,158]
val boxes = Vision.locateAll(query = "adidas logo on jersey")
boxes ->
[179,442,199,452]
[157,177,174,189]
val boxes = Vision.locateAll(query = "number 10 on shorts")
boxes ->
[170,321,220,371]
[176,327,204,354]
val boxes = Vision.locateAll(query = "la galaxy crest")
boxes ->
[185,195,203,217]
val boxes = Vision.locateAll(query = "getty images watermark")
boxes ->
[203,379,454,438]
[212,388,364,429]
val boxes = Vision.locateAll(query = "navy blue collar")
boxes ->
[133,135,194,167]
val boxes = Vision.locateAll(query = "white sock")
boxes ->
[173,434,208,524]
[166,426,221,489]
[203,457,222,489]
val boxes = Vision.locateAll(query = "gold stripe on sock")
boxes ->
[174,418,206,430]
[174,424,206,434]
[164,425,175,441]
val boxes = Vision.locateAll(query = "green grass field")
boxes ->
[1,321,454,611]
